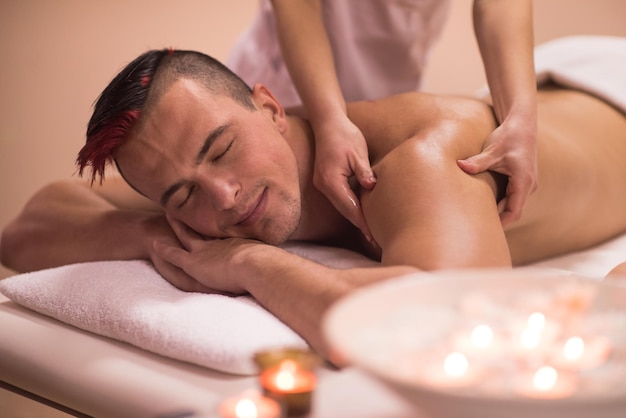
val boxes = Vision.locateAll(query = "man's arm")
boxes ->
[0,177,171,273]
[154,220,417,358]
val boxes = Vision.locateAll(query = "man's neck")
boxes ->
[282,116,360,247]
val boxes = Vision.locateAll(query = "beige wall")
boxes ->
[1,0,625,279]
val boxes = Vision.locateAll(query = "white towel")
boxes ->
[534,35,626,113]
[0,243,375,376]
[1,235,625,375]
[477,35,626,113]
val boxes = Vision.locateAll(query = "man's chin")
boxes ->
[261,218,299,246]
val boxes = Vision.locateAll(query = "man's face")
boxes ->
[116,78,302,244]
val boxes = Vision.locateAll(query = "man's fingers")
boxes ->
[152,244,214,293]
[165,214,209,251]
[153,239,188,267]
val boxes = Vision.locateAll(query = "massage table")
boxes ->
[2,35,625,417]
[2,231,626,418]
[0,288,419,417]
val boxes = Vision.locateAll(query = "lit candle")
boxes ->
[421,351,483,388]
[218,390,283,418]
[452,324,504,357]
[510,312,559,358]
[550,335,611,371]
[516,366,577,399]
[254,348,319,417]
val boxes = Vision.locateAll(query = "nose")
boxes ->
[203,176,239,212]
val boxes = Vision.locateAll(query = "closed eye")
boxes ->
[177,184,196,209]
[213,141,233,162]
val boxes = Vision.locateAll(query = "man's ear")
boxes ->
[251,83,288,133]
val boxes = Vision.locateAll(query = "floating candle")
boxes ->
[516,366,577,399]
[444,352,469,378]
[420,351,483,388]
[472,324,494,348]
[510,312,559,358]
[452,324,504,358]
[550,335,611,371]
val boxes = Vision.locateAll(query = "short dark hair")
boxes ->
[77,49,254,183]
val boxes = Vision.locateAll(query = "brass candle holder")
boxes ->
[254,347,321,417]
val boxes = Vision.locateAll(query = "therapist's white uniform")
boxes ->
[227,0,451,108]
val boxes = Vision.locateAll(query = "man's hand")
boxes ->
[152,216,261,295]
[457,116,538,227]
[312,115,377,244]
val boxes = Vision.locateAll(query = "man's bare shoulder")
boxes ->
[347,92,495,163]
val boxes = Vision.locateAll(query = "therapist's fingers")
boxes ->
[322,175,376,246]
[458,142,537,228]
[497,181,525,227]
[314,149,377,246]
[352,154,377,190]
[456,148,500,175]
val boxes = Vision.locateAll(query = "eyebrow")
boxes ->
[159,123,230,207]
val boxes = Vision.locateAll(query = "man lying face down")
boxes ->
[3,48,626,356]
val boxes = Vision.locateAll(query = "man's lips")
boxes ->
[235,188,268,227]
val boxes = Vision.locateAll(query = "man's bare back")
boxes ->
[342,87,626,267]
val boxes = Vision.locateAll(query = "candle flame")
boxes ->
[527,312,546,332]
[520,312,546,349]
[471,324,493,348]
[533,366,558,391]
[275,360,298,390]
[444,352,469,378]
[521,328,541,349]
[235,398,258,418]
[563,336,585,361]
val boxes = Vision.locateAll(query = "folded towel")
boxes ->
[2,234,625,376]
[0,243,375,375]
[534,35,626,113]
[476,35,626,114]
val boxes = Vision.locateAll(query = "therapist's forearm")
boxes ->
[473,0,536,122]
[270,0,346,124]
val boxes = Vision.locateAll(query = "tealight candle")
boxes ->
[254,348,320,417]
[516,366,577,399]
[510,312,559,358]
[421,351,483,388]
[550,335,611,371]
[218,390,283,418]
[452,324,504,358]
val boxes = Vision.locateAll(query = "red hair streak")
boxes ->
[77,109,141,184]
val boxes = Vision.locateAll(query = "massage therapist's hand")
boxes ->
[457,115,538,227]
[152,216,258,295]
[312,114,377,245]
